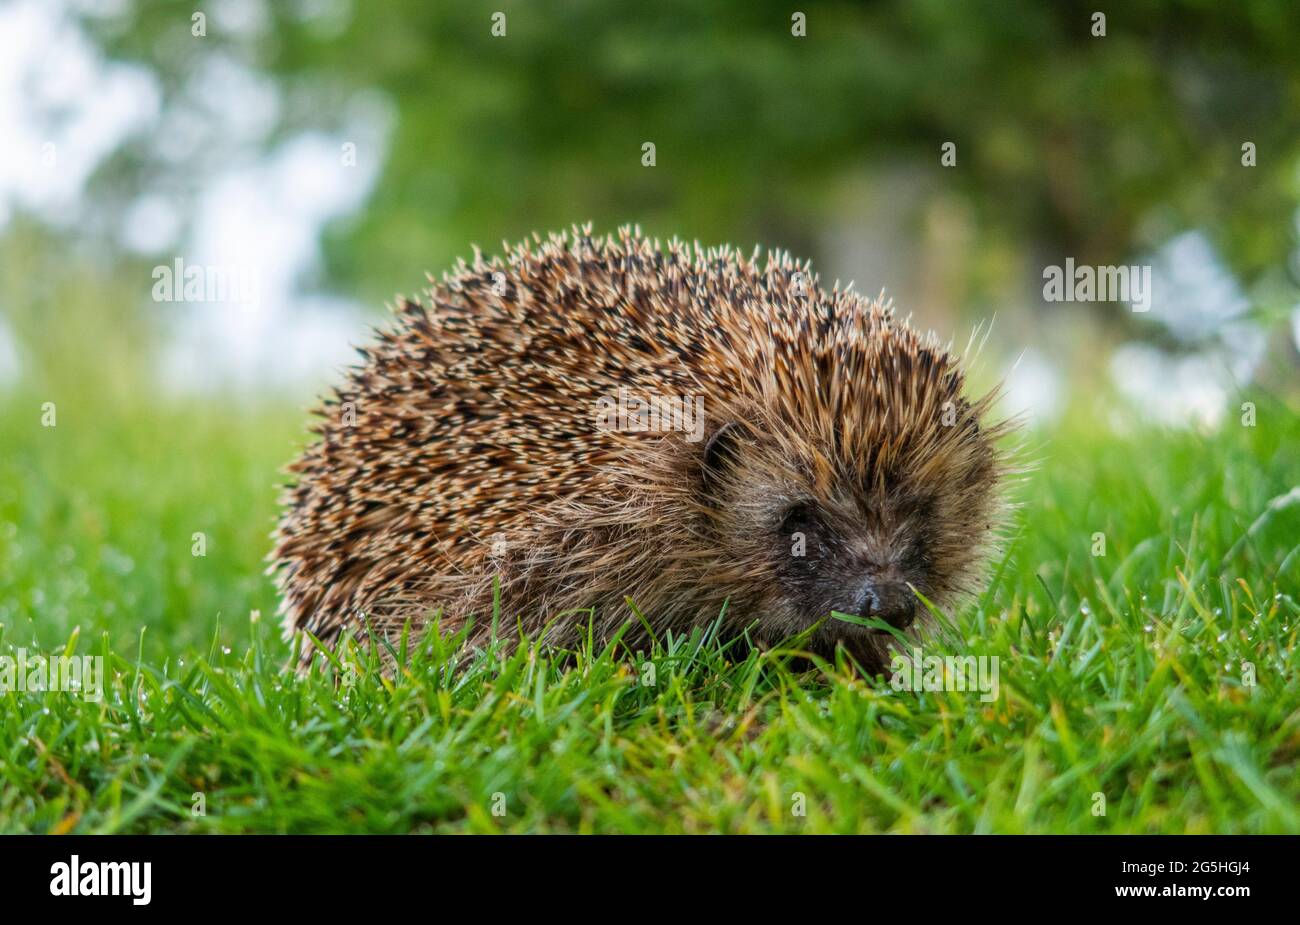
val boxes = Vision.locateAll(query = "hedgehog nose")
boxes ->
[855,581,915,630]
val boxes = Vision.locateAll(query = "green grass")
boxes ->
[1,390,1297,834]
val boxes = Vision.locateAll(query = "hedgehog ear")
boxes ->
[701,421,746,492]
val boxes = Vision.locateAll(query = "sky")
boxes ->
[0,0,383,395]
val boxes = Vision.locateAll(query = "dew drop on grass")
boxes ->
[1144,624,1155,633]
[1217,632,1228,642]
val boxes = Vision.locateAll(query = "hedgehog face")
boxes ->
[699,411,998,660]
[767,490,931,634]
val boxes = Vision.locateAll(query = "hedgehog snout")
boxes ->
[851,579,916,631]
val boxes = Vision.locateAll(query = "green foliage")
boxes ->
[2,390,1296,833]
[81,0,1300,304]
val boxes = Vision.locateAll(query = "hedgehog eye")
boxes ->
[778,502,820,536]
[899,532,933,574]
[701,421,748,495]
[703,421,741,472]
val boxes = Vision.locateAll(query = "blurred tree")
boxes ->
[62,0,1300,318]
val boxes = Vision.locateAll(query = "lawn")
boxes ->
[1,387,1297,834]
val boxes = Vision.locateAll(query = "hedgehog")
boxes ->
[272,225,1012,674]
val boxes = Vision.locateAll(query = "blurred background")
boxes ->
[4,0,1300,418]
[1,0,1299,649]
